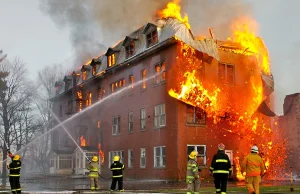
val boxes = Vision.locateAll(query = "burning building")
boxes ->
[49,3,281,180]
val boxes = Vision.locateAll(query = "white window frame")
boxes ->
[58,155,72,169]
[187,144,207,166]
[154,104,166,128]
[128,112,133,133]
[154,146,166,168]
[218,63,235,84]
[186,104,206,125]
[140,148,146,168]
[112,116,120,135]
[128,149,133,168]
[154,62,166,84]
[108,150,124,168]
[140,108,146,130]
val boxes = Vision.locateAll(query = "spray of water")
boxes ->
[3,72,161,163]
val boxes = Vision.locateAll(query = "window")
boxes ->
[111,79,126,93]
[128,149,133,168]
[109,150,124,167]
[187,145,207,166]
[154,104,166,128]
[128,112,133,133]
[66,100,72,114]
[107,54,116,67]
[186,104,206,125]
[92,66,97,76]
[58,155,72,169]
[129,75,134,93]
[141,69,146,89]
[155,62,166,84]
[50,158,55,168]
[112,116,120,135]
[86,92,92,107]
[140,109,146,130]
[140,148,146,168]
[98,88,105,101]
[218,63,235,84]
[82,71,87,81]
[146,29,158,47]
[125,41,135,58]
[154,146,166,168]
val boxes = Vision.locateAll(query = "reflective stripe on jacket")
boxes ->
[241,153,265,177]
[186,159,199,182]
[87,161,99,178]
[110,161,125,178]
[8,160,21,177]
[210,150,232,174]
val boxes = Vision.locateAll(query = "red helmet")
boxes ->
[218,143,225,150]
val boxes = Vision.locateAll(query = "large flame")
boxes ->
[80,136,86,147]
[98,143,105,165]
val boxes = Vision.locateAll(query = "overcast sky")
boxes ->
[0,0,298,115]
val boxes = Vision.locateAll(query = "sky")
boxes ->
[0,0,299,115]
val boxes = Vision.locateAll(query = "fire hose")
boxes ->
[86,157,111,180]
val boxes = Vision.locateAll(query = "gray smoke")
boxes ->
[40,0,252,67]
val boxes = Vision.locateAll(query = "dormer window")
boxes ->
[107,54,116,67]
[82,71,87,81]
[125,41,135,58]
[146,30,158,47]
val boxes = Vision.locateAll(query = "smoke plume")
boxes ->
[40,0,252,67]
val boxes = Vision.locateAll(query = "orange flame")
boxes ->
[158,1,190,29]
[234,157,245,181]
[80,136,86,147]
[98,143,105,164]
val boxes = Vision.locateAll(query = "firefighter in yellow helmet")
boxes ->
[110,155,125,192]
[87,155,99,191]
[7,152,22,194]
[186,150,200,194]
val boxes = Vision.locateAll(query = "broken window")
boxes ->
[186,104,206,125]
[92,65,97,76]
[128,112,133,133]
[129,74,134,93]
[111,79,126,93]
[146,29,158,47]
[125,41,135,58]
[140,108,146,130]
[154,104,166,128]
[154,146,166,168]
[140,148,146,168]
[82,71,87,81]
[128,149,133,168]
[98,88,105,101]
[107,53,116,67]
[187,145,207,166]
[155,62,166,84]
[218,63,235,84]
[86,92,92,107]
[112,116,120,135]
[141,69,147,89]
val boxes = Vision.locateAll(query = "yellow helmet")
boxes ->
[189,151,198,160]
[13,154,20,161]
[92,156,98,162]
[113,155,120,162]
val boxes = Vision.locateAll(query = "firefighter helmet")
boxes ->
[13,154,20,161]
[114,155,120,162]
[218,143,225,150]
[189,151,198,160]
[251,145,259,153]
[92,156,98,162]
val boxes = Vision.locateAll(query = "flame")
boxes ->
[80,136,86,146]
[98,143,105,164]
[234,157,245,181]
[158,1,190,29]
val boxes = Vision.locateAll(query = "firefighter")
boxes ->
[87,155,99,191]
[110,155,125,192]
[7,150,22,194]
[209,143,232,194]
[186,150,200,194]
[241,145,265,194]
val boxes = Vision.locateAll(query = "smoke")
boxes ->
[40,0,252,67]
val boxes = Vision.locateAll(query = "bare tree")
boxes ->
[0,57,33,185]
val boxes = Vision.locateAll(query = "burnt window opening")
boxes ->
[66,100,73,115]
[82,71,87,81]
[98,88,106,101]
[76,90,84,112]
[129,74,134,93]
[107,54,116,67]
[128,112,133,133]
[111,79,125,93]
[92,66,97,76]
[86,92,92,107]
[141,69,147,90]
[218,63,235,84]
[155,62,166,84]
[125,41,135,58]
[146,29,158,47]
[112,116,121,135]
[186,104,206,125]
